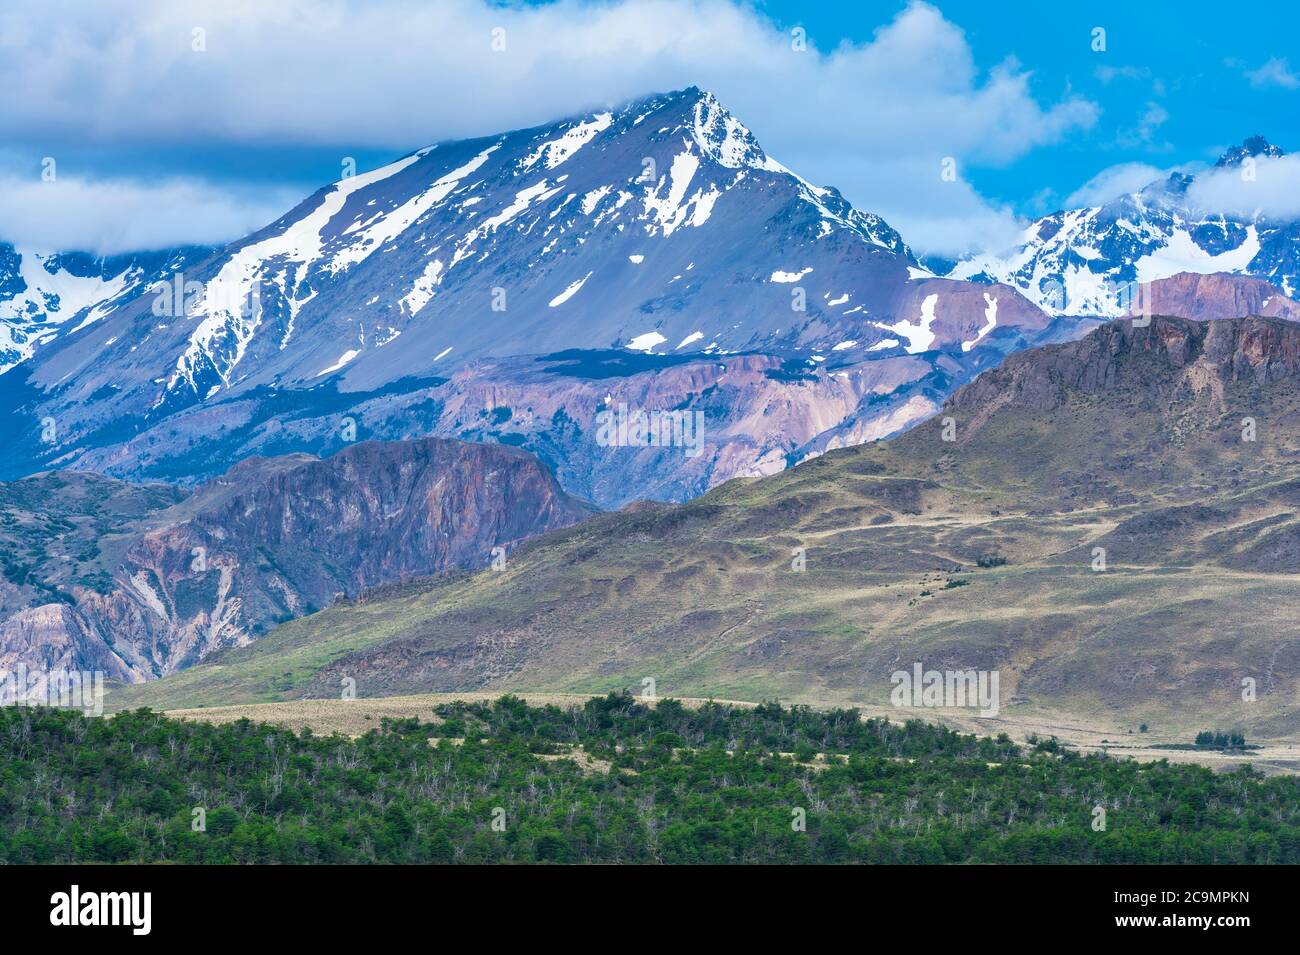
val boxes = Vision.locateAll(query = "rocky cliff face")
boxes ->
[1135,272,1300,323]
[948,314,1300,419]
[878,314,1300,514]
[0,438,595,682]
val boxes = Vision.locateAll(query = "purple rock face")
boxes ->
[0,437,595,681]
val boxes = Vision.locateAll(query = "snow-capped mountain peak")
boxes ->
[8,86,1051,491]
[68,86,945,406]
[949,135,1300,314]
[1215,134,1285,168]
[687,88,771,170]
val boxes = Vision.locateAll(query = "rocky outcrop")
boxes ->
[0,604,136,687]
[1134,272,1300,323]
[946,315,1300,423]
[0,438,596,681]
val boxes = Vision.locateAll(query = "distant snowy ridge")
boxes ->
[0,244,208,375]
[948,136,1300,316]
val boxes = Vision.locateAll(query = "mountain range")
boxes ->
[3,88,1300,716]
[2,95,1294,514]
[111,314,1300,740]
[0,87,1062,507]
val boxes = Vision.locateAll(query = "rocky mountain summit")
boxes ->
[1,87,1047,504]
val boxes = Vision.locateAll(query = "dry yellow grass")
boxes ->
[161,691,1300,774]
[537,747,614,775]
[164,692,757,737]
[847,701,1300,775]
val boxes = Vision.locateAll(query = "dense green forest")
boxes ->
[2,695,1298,864]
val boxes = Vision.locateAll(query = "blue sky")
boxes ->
[0,0,1296,254]
[759,0,1300,213]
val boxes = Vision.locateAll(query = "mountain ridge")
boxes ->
[949,136,1300,315]
[4,102,1300,517]
[108,314,1300,739]
[2,86,1050,505]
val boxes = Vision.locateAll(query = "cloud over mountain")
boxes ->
[0,174,297,255]
[0,0,1096,255]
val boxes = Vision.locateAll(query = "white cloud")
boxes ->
[1065,162,1168,208]
[1116,101,1170,151]
[0,0,1097,254]
[1244,57,1300,90]
[815,155,1025,257]
[1094,65,1149,84]
[0,174,297,254]
[1058,152,1300,225]
[1186,155,1300,221]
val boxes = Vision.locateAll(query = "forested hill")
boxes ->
[2,695,1298,864]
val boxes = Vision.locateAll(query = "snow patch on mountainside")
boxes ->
[961,294,998,352]
[330,144,499,273]
[480,178,564,234]
[0,254,129,327]
[171,150,429,394]
[1134,226,1261,285]
[581,186,612,215]
[875,293,938,354]
[627,331,667,352]
[642,149,710,237]
[523,113,612,170]
[0,250,139,372]
[549,272,592,307]
[315,349,359,377]
[402,258,446,315]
